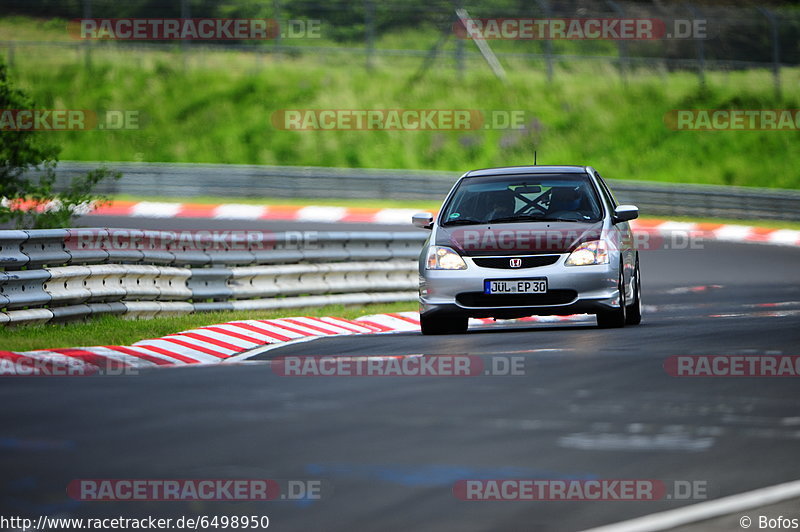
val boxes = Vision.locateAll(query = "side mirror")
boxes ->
[613,205,639,224]
[412,212,434,229]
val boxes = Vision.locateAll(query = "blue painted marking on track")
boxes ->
[306,463,596,487]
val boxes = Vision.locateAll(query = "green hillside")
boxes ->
[4,16,799,188]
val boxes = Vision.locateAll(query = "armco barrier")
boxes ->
[2,308,53,326]
[0,229,426,326]
[227,262,417,299]
[21,229,71,268]
[1,269,52,309]
[0,230,29,269]
[187,267,234,301]
[44,266,93,306]
[81,265,128,302]
[48,162,800,221]
[65,228,110,265]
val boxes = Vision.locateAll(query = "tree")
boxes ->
[0,59,120,229]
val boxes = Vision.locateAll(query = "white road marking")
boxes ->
[713,224,754,241]
[295,206,347,222]
[767,229,800,246]
[581,479,800,532]
[373,208,420,225]
[130,201,182,218]
[212,204,267,219]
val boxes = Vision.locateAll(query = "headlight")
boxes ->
[426,246,467,270]
[565,240,609,266]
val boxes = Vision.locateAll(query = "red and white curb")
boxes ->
[0,312,590,375]
[88,200,800,247]
[632,219,800,247]
[91,200,424,225]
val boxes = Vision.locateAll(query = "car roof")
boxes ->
[463,165,591,178]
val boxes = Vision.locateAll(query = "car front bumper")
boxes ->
[419,254,622,320]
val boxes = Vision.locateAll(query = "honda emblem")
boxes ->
[509,258,522,268]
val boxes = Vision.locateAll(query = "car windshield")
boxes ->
[440,173,603,226]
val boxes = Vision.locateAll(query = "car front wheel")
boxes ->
[596,267,627,328]
[625,258,642,325]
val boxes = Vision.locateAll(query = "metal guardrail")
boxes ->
[51,162,800,222]
[0,229,427,327]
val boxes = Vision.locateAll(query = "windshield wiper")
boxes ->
[487,215,548,224]
[534,216,583,222]
[488,215,591,224]
[442,218,484,226]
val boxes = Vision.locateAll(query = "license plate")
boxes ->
[484,278,547,294]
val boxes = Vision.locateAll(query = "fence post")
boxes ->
[686,4,705,88]
[273,0,282,58]
[758,7,781,98]
[180,0,191,69]
[455,0,464,80]
[455,8,507,83]
[535,0,554,82]
[606,0,627,84]
[82,0,92,69]
[365,0,375,71]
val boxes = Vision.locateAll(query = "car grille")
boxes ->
[472,255,560,269]
[456,290,577,308]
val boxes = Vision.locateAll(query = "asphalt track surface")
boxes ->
[1,215,799,531]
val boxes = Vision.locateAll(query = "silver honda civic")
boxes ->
[412,165,642,335]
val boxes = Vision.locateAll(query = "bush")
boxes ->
[0,59,120,229]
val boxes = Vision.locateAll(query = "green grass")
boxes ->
[3,16,800,189]
[0,301,416,352]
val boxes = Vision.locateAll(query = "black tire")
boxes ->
[420,314,469,335]
[625,258,642,325]
[596,266,627,328]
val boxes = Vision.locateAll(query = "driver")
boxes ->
[483,190,515,222]
[547,186,583,215]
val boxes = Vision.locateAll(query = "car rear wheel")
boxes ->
[596,267,627,328]
[625,258,642,325]
[420,314,469,335]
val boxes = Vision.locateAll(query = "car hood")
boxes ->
[436,221,605,256]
